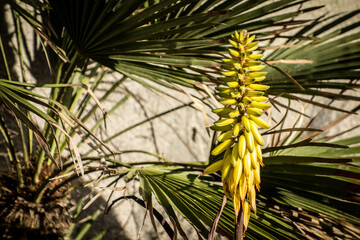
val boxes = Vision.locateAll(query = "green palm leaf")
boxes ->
[134,131,360,239]
[138,166,304,239]
[264,10,360,102]
[9,1,325,91]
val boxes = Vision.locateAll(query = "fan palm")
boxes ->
[1,0,359,239]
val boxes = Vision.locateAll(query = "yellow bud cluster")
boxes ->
[204,30,271,231]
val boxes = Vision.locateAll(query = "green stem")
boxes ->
[33,181,48,204]
[33,150,45,185]
[0,115,24,189]
[13,10,27,82]
[34,64,63,177]
[18,122,29,171]
[33,53,81,184]
[13,15,33,167]
[0,34,11,80]
[62,51,81,84]
[27,112,33,160]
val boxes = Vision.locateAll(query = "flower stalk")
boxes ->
[203,30,271,235]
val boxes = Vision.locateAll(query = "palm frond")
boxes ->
[138,166,304,239]
[15,0,326,92]
[133,130,360,239]
[264,10,360,102]
[259,138,360,239]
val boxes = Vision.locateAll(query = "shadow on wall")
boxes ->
[0,2,51,84]
[70,183,168,239]
[0,3,127,239]
[70,187,131,240]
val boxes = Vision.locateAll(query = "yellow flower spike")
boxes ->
[243,201,251,231]
[217,130,233,142]
[222,58,235,64]
[221,70,238,77]
[230,91,241,98]
[238,135,247,159]
[245,60,261,66]
[233,62,242,70]
[247,65,265,71]
[254,143,264,166]
[246,41,258,48]
[235,31,241,42]
[217,92,231,99]
[249,185,257,213]
[244,78,255,85]
[238,102,245,111]
[249,83,270,91]
[249,148,258,170]
[228,48,240,57]
[241,116,251,132]
[253,166,261,187]
[239,31,245,43]
[239,86,246,94]
[213,107,232,118]
[219,98,237,105]
[222,64,235,71]
[239,173,247,201]
[212,107,233,114]
[224,147,232,158]
[243,150,251,177]
[233,123,242,137]
[227,81,239,88]
[247,72,268,79]
[201,159,224,176]
[242,96,252,104]
[221,150,233,180]
[250,101,271,109]
[215,87,230,92]
[226,168,235,193]
[229,39,238,48]
[206,30,271,233]
[246,43,258,52]
[214,118,235,127]
[210,125,232,132]
[249,96,268,102]
[233,191,241,219]
[246,34,256,43]
[245,90,264,97]
[254,76,266,82]
[211,139,233,156]
[229,110,240,118]
[246,107,263,117]
[244,130,254,152]
[217,89,233,94]
[250,120,264,146]
[231,144,239,166]
[249,115,270,129]
[237,73,245,80]
[233,157,243,187]
[248,169,254,191]
[248,53,263,59]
